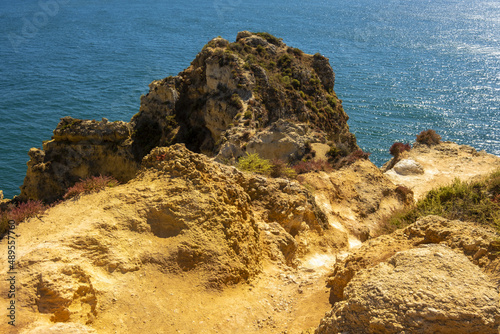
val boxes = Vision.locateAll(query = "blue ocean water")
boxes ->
[0,0,499,198]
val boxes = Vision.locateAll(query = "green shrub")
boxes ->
[291,47,303,57]
[230,93,243,109]
[64,175,120,200]
[327,96,337,108]
[237,153,273,175]
[278,54,293,68]
[416,129,441,146]
[256,45,266,55]
[291,79,301,89]
[255,32,282,46]
[388,170,500,230]
[324,105,335,115]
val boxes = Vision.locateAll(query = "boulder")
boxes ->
[317,245,500,334]
[392,158,424,175]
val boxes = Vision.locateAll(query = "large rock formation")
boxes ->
[317,244,500,334]
[134,31,357,162]
[1,144,345,333]
[20,117,137,202]
[318,215,500,333]
[20,32,358,202]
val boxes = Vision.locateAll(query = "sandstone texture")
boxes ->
[317,244,500,334]
[327,215,500,303]
[319,215,500,333]
[134,31,358,162]
[4,31,500,334]
[298,159,413,243]
[20,117,137,202]
[383,142,500,200]
[1,144,348,334]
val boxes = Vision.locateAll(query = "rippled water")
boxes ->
[0,0,498,198]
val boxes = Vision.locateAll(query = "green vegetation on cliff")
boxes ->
[388,169,500,231]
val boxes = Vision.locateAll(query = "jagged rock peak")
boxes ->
[133,31,358,162]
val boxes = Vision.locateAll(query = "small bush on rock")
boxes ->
[237,153,273,175]
[270,159,297,179]
[1,200,48,237]
[416,129,441,146]
[293,159,333,174]
[343,150,371,165]
[64,175,120,200]
[390,142,412,160]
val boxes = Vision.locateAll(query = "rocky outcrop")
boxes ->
[133,31,358,162]
[326,215,500,304]
[20,117,138,202]
[1,144,343,333]
[298,159,414,242]
[19,32,359,202]
[317,244,500,334]
[383,142,500,200]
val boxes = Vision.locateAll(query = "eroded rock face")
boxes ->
[298,159,414,241]
[326,215,500,305]
[3,144,338,332]
[317,245,500,334]
[20,117,138,202]
[134,31,358,162]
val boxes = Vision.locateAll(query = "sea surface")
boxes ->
[0,0,499,198]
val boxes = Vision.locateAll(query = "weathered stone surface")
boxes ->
[19,117,138,202]
[134,31,358,162]
[298,159,414,241]
[2,143,343,333]
[326,215,500,305]
[317,245,500,334]
[383,142,500,200]
[392,158,424,175]
[19,32,359,202]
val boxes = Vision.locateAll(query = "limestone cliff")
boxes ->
[20,117,137,202]
[5,30,500,334]
[134,31,358,162]
[20,32,358,202]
